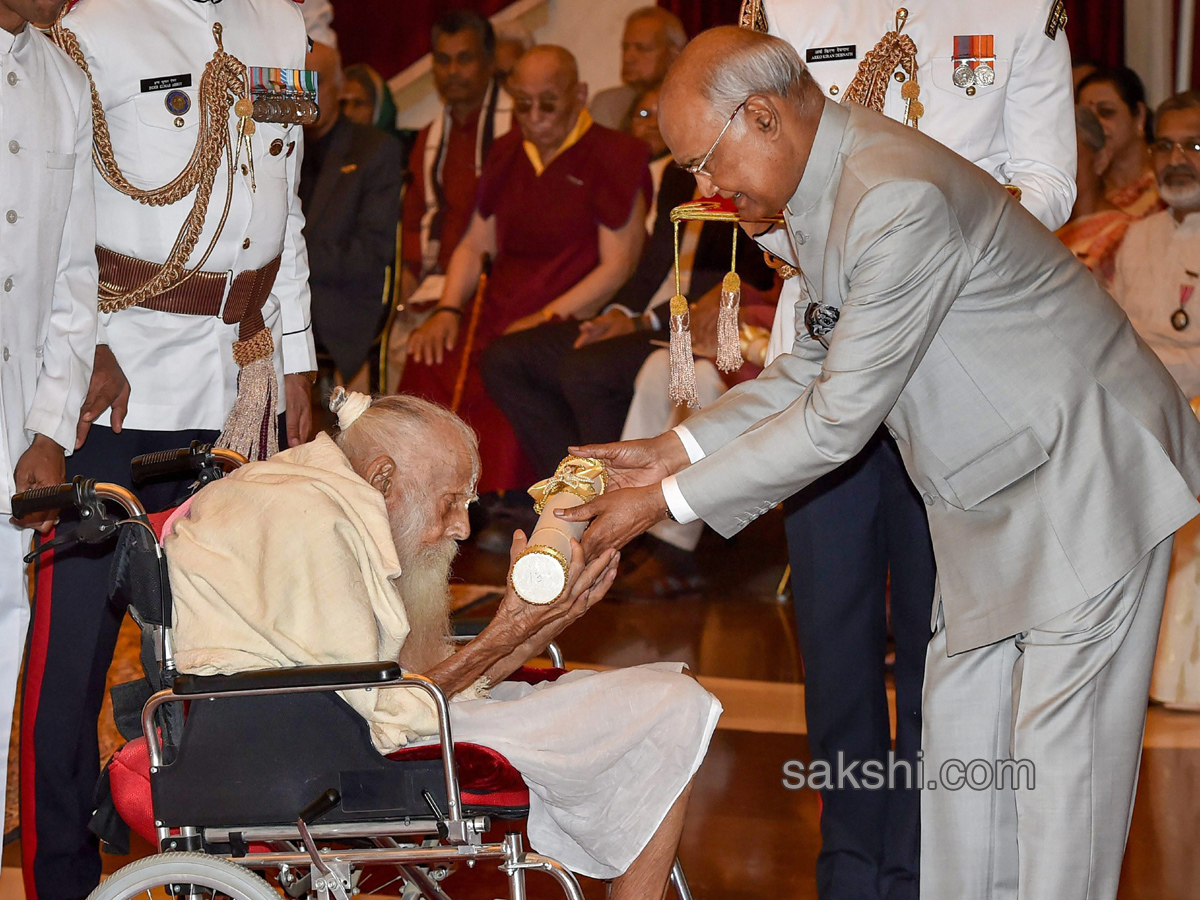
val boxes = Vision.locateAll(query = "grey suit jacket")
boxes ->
[675,98,1200,654]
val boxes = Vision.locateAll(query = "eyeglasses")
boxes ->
[1150,138,1200,157]
[684,100,747,178]
[512,95,562,115]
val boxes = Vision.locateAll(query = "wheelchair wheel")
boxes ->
[88,852,282,900]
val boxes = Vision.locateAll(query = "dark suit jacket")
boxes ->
[301,117,403,378]
[609,161,775,316]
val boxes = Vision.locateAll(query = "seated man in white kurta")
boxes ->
[164,391,720,898]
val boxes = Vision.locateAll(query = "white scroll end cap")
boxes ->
[511,550,567,604]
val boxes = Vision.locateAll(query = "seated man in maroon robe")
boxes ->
[403,44,650,497]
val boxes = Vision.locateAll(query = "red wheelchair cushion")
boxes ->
[109,737,531,845]
[146,509,175,540]
[386,743,529,808]
[109,736,157,844]
[506,665,567,685]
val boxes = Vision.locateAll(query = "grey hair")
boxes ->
[334,394,481,491]
[627,6,688,50]
[1075,105,1106,153]
[702,30,817,121]
[1157,90,1200,121]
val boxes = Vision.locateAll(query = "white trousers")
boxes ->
[0,522,31,822]
[920,537,1173,900]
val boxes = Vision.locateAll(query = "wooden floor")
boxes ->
[1,508,1198,899]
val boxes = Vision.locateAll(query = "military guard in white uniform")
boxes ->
[748,2,1075,897]
[19,2,317,898]
[0,0,97,847]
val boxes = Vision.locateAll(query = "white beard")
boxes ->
[1160,180,1200,214]
[393,533,457,675]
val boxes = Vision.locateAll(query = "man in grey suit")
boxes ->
[563,27,1200,900]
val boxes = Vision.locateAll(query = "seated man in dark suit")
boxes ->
[479,157,773,546]
[302,43,404,390]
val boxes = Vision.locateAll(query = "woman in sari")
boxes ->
[1055,106,1131,290]
[1078,66,1164,220]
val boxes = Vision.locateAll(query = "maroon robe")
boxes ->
[401,123,651,493]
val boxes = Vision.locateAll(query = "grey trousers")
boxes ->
[920,536,1173,900]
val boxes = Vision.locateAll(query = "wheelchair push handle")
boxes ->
[131,442,246,485]
[10,478,84,520]
[12,477,146,522]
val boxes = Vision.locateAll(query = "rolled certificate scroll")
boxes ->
[510,457,608,604]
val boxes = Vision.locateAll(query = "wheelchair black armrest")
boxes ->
[172,661,402,695]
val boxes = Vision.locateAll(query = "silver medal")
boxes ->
[953,62,976,88]
[974,62,996,86]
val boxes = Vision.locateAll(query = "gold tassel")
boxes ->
[716,270,742,372]
[716,226,743,373]
[216,328,279,461]
[668,293,698,408]
[667,217,698,407]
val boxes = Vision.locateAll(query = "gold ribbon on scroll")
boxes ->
[527,457,609,514]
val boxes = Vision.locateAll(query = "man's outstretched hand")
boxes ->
[569,431,691,491]
[557,482,672,560]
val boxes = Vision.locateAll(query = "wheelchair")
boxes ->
[13,444,694,900]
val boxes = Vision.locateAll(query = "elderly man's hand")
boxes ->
[493,530,619,658]
[570,431,691,490]
[557,483,670,560]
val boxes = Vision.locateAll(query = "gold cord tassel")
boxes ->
[716,227,743,373]
[716,270,742,372]
[668,293,699,408]
[843,8,923,129]
[667,219,698,407]
[217,328,279,460]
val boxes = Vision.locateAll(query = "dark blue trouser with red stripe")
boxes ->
[784,430,936,900]
[21,424,217,900]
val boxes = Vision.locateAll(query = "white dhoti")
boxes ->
[447,663,722,879]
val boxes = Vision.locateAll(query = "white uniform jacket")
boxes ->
[761,0,1076,361]
[66,0,318,432]
[0,25,97,512]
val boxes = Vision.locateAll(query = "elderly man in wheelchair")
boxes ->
[25,389,720,900]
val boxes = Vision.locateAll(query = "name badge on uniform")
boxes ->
[952,35,995,93]
[248,66,320,126]
[140,73,192,93]
[806,45,857,63]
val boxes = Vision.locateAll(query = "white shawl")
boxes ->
[166,433,439,751]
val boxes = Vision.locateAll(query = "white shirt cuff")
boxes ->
[661,474,700,525]
[672,425,706,463]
